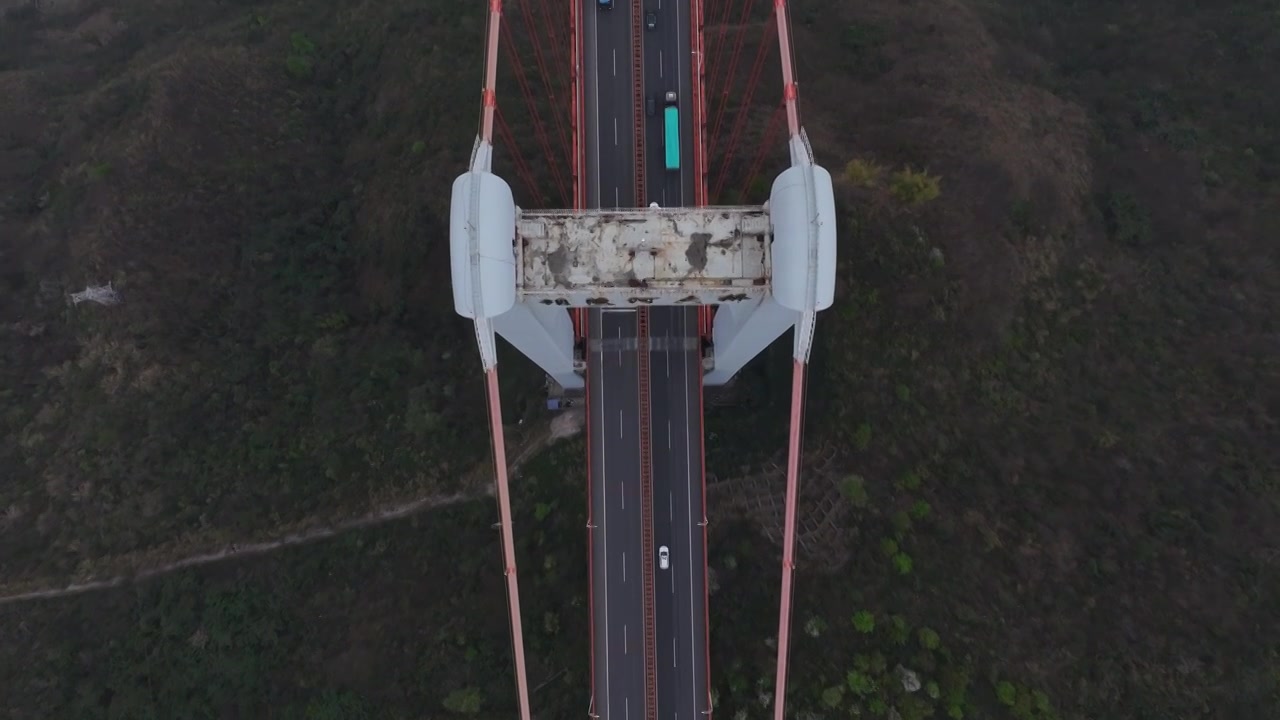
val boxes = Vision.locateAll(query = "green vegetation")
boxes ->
[1,0,1278,718]
[845,157,885,188]
[888,167,943,206]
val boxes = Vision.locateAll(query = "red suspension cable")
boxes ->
[517,0,572,170]
[705,0,740,126]
[713,12,774,202]
[496,106,542,203]
[500,18,569,204]
[709,0,757,160]
[535,0,572,164]
[738,101,785,202]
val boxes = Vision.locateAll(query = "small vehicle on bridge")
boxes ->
[598,0,613,9]
[658,545,670,570]
[646,11,657,30]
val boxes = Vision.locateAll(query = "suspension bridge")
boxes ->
[448,1,836,718]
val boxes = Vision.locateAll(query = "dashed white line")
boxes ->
[614,116,619,146]
[621,481,625,510]
[619,409,624,438]
[624,623,628,654]
[613,48,617,77]
[681,309,698,715]
[673,636,678,668]
[615,186,621,208]
[660,49,664,78]
[623,552,627,583]
[668,419,672,448]
[670,492,674,522]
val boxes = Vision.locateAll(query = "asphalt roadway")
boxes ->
[588,308,644,720]
[648,306,708,720]
[585,1,708,719]
[642,2,709,719]
[585,3,645,720]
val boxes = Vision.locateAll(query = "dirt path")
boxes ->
[0,409,585,606]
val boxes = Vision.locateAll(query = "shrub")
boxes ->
[853,610,876,633]
[854,422,873,451]
[845,158,884,188]
[1099,190,1150,247]
[443,687,483,714]
[847,670,876,695]
[995,680,1017,707]
[880,537,899,558]
[840,474,870,507]
[917,627,941,651]
[286,31,317,79]
[889,167,942,206]
[822,685,844,708]
[893,552,913,574]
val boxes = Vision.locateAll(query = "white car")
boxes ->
[658,545,670,570]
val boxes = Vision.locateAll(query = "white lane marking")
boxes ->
[621,481,625,510]
[619,409,624,438]
[614,116,619,146]
[590,3,602,210]
[624,623,628,653]
[673,635,678,667]
[615,186,620,208]
[675,4,686,203]
[626,697,630,720]
[595,313,612,718]
[666,346,670,377]
[660,49,664,78]
[682,308,698,713]
[613,47,617,77]
[670,492,674,522]
[623,552,626,582]
[617,325,622,364]
[667,419,672,448]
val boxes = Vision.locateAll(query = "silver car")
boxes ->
[658,545,670,570]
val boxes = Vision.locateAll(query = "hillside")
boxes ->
[2,0,1278,718]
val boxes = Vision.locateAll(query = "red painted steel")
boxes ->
[739,101,785,201]
[709,0,756,159]
[501,18,569,201]
[695,310,714,718]
[637,309,658,720]
[713,11,774,202]
[571,0,586,209]
[480,0,504,145]
[631,0,645,205]
[771,359,806,720]
[771,0,800,137]
[690,0,709,205]
[485,367,533,720]
[496,108,542,202]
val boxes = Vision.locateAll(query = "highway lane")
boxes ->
[642,2,709,718]
[585,2,646,719]
[641,0,694,207]
[584,0,636,209]
[590,309,645,720]
[649,306,709,720]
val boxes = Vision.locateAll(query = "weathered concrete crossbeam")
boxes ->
[518,206,773,307]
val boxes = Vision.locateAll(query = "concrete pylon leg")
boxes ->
[492,303,584,391]
[703,297,797,386]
